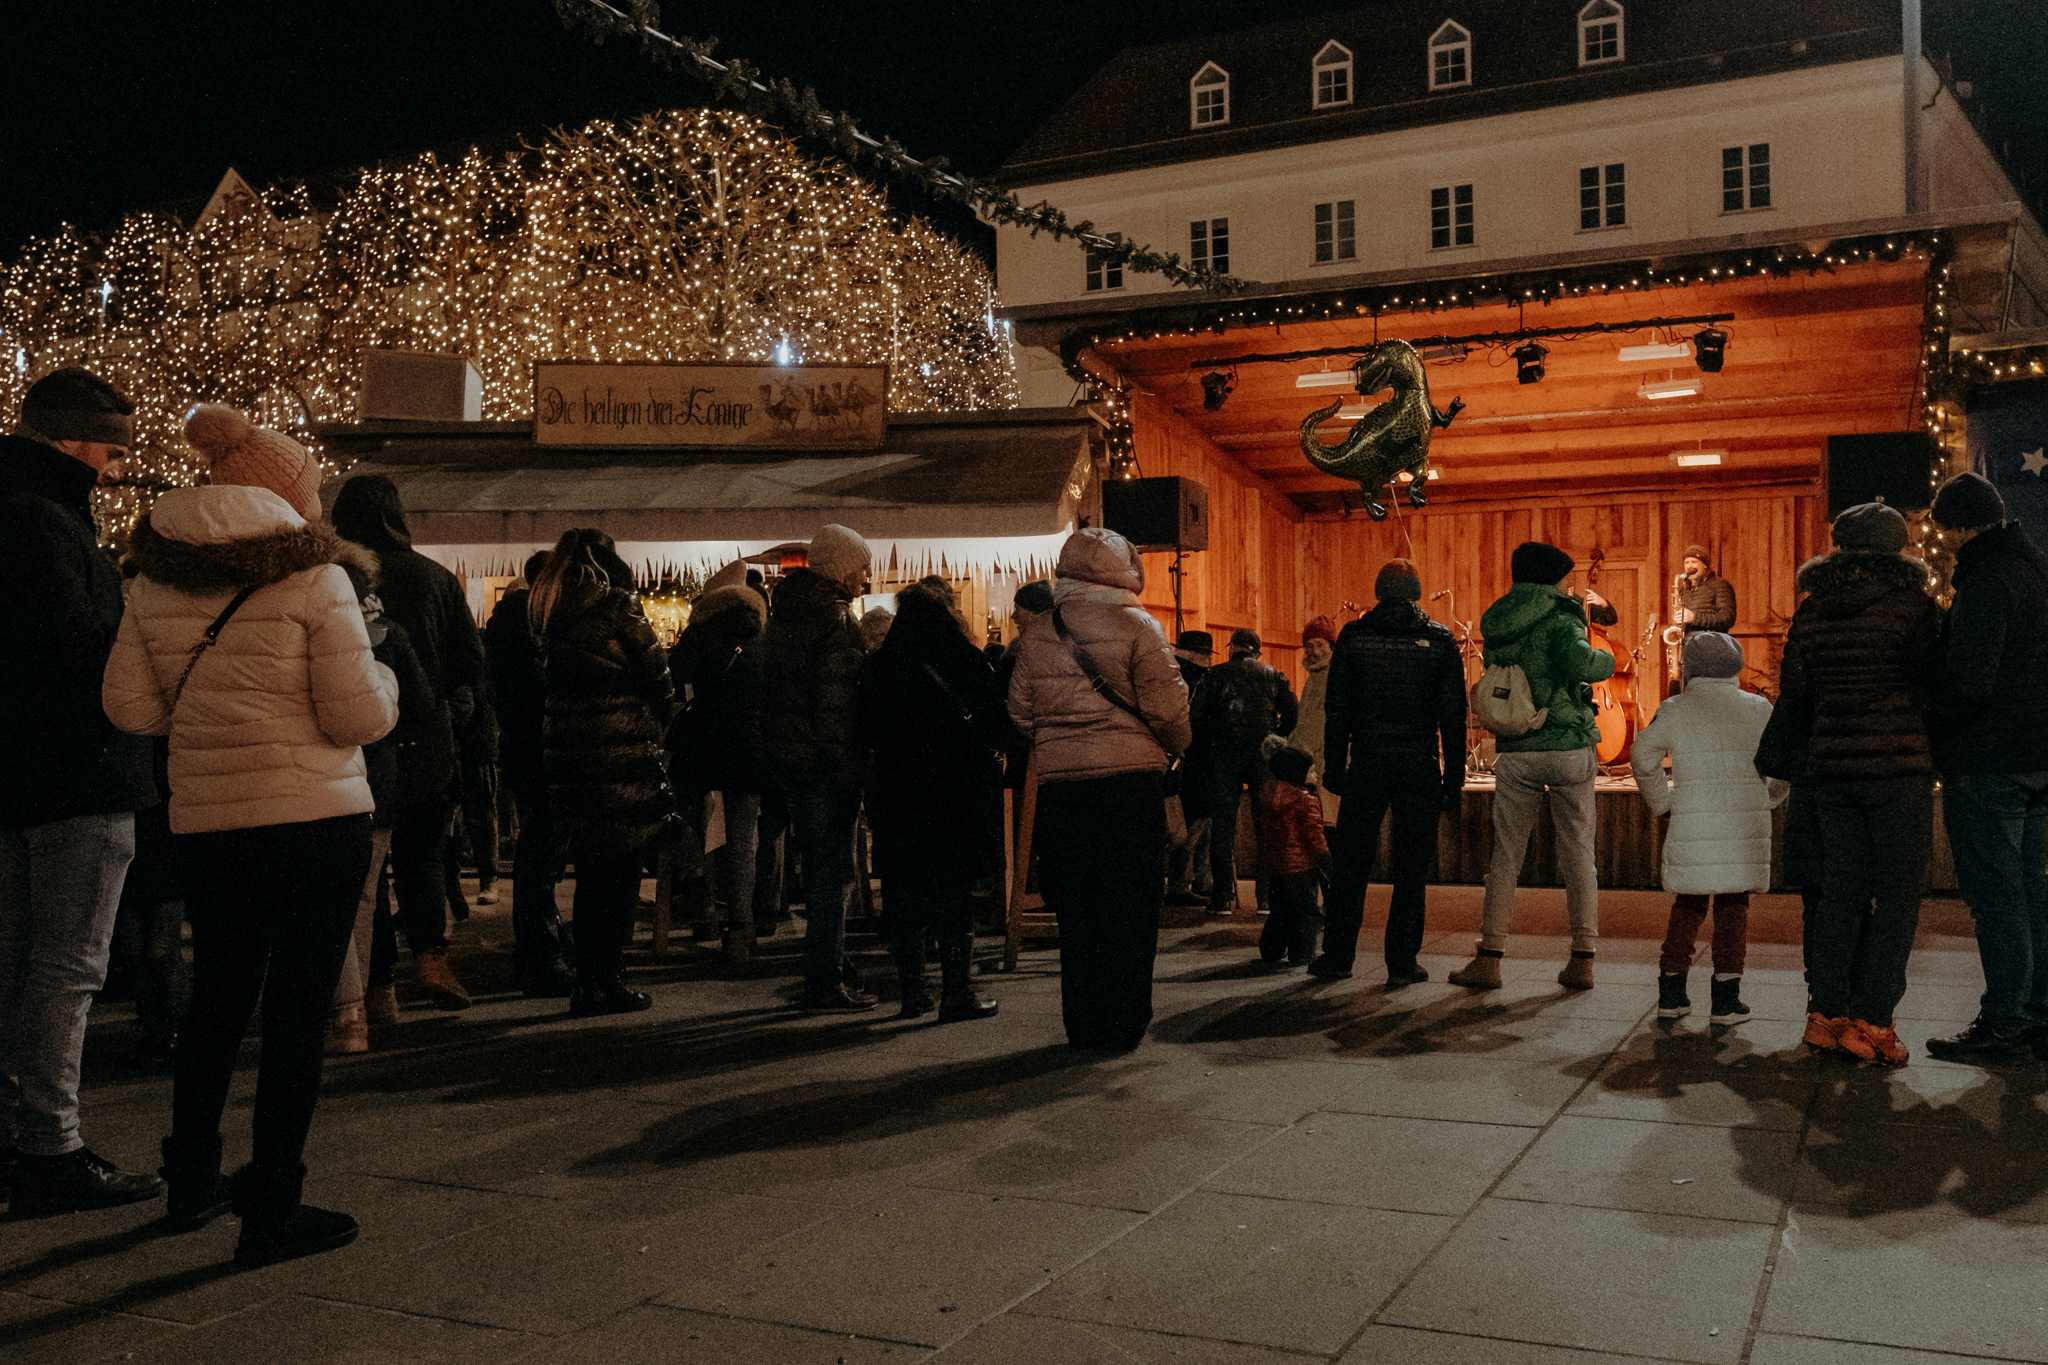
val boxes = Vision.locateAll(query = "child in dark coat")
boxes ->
[1258,746,1331,968]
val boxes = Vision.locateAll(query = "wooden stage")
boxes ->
[1414,775,1959,894]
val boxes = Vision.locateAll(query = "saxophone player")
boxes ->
[1671,546,1737,635]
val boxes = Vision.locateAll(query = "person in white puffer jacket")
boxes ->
[1631,630,1788,1031]
[1008,527,1190,1052]
[103,405,396,1269]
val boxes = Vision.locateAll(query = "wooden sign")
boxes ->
[533,361,887,450]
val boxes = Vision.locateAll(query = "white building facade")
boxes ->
[996,4,2034,404]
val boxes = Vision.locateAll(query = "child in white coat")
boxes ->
[1632,631,1789,1026]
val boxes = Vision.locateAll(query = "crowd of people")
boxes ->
[3,367,2045,1269]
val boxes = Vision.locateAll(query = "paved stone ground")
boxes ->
[6,887,2048,1365]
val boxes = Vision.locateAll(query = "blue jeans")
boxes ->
[788,785,858,993]
[1944,771,2048,1026]
[0,813,137,1156]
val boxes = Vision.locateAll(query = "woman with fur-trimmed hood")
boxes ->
[103,405,397,1268]
[1769,500,1940,1069]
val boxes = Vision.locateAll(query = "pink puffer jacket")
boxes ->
[103,486,399,834]
[1007,527,1191,782]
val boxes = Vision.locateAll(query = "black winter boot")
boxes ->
[159,1134,232,1232]
[1656,972,1691,1020]
[893,925,933,1021]
[231,1163,358,1267]
[936,934,998,1023]
[1709,978,1751,1028]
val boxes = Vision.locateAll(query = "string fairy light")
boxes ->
[1,107,1020,545]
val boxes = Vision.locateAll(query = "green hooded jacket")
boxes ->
[1479,583,1616,753]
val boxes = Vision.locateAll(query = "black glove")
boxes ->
[1322,766,1346,798]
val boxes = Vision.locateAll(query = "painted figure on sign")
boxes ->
[1299,340,1464,520]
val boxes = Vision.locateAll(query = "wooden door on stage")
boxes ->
[1562,548,1660,719]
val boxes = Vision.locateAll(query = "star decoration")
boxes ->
[2022,447,2048,478]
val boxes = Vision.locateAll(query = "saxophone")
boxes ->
[1663,573,1686,685]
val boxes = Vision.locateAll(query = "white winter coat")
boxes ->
[1007,528,1192,782]
[1630,675,1789,895]
[103,486,399,834]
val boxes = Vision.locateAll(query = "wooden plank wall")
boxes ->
[1297,488,1829,704]
[1130,401,1831,697]
[1129,394,1307,682]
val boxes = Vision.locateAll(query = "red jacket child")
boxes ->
[1259,766,1331,876]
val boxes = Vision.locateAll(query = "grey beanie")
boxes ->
[1683,631,1744,681]
[20,367,134,446]
[1831,500,1909,554]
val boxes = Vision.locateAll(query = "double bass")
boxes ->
[1583,550,1642,767]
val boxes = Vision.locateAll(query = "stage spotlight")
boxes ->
[1693,327,1729,373]
[1201,370,1233,411]
[1512,341,1548,385]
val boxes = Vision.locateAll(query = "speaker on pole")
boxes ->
[1102,476,1209,551]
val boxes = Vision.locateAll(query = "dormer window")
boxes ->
[1190,62,1231,128]
[1578,0,1624,66]
[1429,21,1472,91]
[1312,40,1353,108]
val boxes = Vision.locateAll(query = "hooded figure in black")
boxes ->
[531,529,676,1016]
[330,475,484,1010]
[856,585,1004,1021]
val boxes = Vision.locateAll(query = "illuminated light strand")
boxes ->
[0,108,1019,546]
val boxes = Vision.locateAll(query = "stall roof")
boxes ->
[318,407,1099,546]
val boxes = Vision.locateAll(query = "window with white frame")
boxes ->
[1189,62,1230,128]
[1721,143,1771,212]
[1428,21,1472,90]
[1085,249,1123,293]
[1579,163,1625,229]
[1314,200,1356,263]
[1189,217,1230,275]
[1578,0,1623,66]
[1312,40,1353,108]
[1430,183,1474,249]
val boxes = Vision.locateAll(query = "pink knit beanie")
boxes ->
[183,404,324,523]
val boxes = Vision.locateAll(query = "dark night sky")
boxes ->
[4,1,2045,256]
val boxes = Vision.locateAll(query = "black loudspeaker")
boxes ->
[1826,433,1937,516]
[1103,476,1209,551]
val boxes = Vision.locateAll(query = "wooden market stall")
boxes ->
[1004,213,2033,888]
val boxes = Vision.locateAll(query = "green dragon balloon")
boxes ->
[1299,340,1464,519]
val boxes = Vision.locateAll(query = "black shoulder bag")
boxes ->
[1051,606,1184,794]
[167,587,259,717]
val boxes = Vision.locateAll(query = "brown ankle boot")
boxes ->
[1448,948,1504,990]
[1557,951,1596,991]
[415,949,471,1010]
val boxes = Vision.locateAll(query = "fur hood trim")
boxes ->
[1795,549,1929,598]
[129,513,349,593]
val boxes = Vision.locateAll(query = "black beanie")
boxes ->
[1510,541,1575,586]
[20,367,134,446]
[1269,745,1313,785]
[1930,471,2006,531]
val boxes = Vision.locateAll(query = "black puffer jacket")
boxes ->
[369,617,456,819]
[857,591,1007,886]
[667,585,768,796]
[485,585,545,784]
[760,568,863,799]
[1679,573,1738,633]
[1324,600,1467,788]
[1775,550,1940,784]
[542,585,678,858]
[0,435,156,825]
[332,475,483,729]
[1933,522,2048,775]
